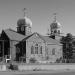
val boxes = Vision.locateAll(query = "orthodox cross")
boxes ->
[23,8,27,17]
[53,13,57,22]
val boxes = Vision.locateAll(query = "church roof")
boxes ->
[21,32,62,45]
[37,33,62,45]
[3,29,61,45]
[3,29,25,41]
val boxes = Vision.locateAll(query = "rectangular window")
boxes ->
[35,47,38,54]
[35,44,38,54]
[31,46,34,54]
[40,46,42,54]
[21,26,24,31]
[52,48,55,55]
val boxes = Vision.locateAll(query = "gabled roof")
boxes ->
[22,32,62,45]
[2,29,62,45]
[37,33,62,45]
[3,29,25,41]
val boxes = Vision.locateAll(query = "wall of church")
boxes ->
[10,40,18,61]
[25,34,62,63]
[26,34,46,63]
[47,44,62,63]
[24,33,63,63]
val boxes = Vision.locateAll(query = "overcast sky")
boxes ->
[0,0,75,35]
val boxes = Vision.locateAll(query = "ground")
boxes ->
[0,70,75,75]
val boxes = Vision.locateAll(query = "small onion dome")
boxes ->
[17,17,32,27]
[50,21,61,29]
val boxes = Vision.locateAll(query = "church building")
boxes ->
[0,10,63,63]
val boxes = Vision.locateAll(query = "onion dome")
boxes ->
[17,17,32,27]
[50,21,61,29]
[50,13,61,29]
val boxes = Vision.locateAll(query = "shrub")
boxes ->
[8,64,18,70]
[56,57,63,63]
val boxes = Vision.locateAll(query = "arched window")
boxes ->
[35,44,38,54]
[52,48,55,55]
[21,26,24,31]
[31,46,34,54]
[40,46,42,54]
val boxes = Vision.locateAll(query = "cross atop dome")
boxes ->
[53,13,57,22]
[17,8,32,27]
[23,8,27,17]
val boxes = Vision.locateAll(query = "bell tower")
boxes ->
[50,13,61,40]
[50,13,61,36]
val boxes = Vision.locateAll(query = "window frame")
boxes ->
[52,48,55,55]
[31,46,34,54]
[35,44,38,54]
[40,46,42,54]
[21,26,25,31]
